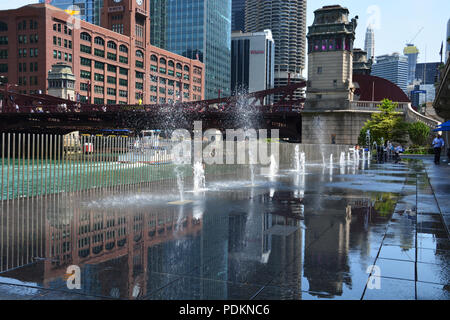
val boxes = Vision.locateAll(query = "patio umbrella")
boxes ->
[433,120,450,132]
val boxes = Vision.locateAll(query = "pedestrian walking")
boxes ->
[432,134,445,164]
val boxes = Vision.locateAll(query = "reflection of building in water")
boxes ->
[227,191,303,295]
[0,192,202,299]
[0,197,46,272]
[304,204,351,298]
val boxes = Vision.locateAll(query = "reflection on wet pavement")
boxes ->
[0,159,449,300]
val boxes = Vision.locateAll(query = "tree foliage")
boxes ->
[358,99,409,145]
[408,121,431,146]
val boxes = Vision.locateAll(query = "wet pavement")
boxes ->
[0,157,449,300]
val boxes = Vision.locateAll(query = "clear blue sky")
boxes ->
[307,0,449,63]
[2,0,449,63]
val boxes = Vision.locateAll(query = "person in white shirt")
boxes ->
[432,134,445,164]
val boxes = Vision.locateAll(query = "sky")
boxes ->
[1,0,449,64]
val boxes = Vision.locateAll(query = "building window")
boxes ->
[119,78,128,86]
[135,82,143,90]
[107,88,116,96]
[119,90,128,98]
[0,21,7,32]
[80,70,91,79]
[159,87,165,94]
[81,32,91,42]
[0,36,8,45]
[94,73,104,82]
[94,61,105,70]
[119,56,128,64]
[107,41,117,50]
[94,85,104,94]
[150,54,157,62]
[136,50,144,58]
[94,49,105,58]
[159,67,166,74]
[184,65,189,72]
[119,44,128,53]
[80,44,92,54]
[176,63,182,70]
[107,52,117,61]
[119,68,128,76]
[150,86,157,92]
[136,60,144,68]
[81,57,91,66]
[107,64,117,72]
[159,77,166,85]
[94,36,105,46]
[94,98,103,104]
[107,76,116,84]
[317,67,322,74]
[136,71,144,79]
[80,83,89,91]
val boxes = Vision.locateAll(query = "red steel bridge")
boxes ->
[0,82,305,141]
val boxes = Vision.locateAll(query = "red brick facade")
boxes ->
[0,1,205,105]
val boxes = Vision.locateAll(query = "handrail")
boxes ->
[405,103,440,128]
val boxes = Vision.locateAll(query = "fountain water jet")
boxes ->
[340,152,346,166]
[193,161,206,193]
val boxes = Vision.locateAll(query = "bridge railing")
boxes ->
[349,100,410,112]
[405,103,440,128]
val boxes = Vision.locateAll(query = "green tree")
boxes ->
[408,121,430,146]
[358,99,409,145]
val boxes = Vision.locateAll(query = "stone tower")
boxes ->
[47,63,76,101]
[302,5,368,146]
[305,5,358,110]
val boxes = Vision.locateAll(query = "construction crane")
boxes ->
[407,27,424,45]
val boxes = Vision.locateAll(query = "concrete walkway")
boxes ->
[362,156,450,299]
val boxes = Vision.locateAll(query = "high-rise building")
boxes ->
[165,0,232,100]
[371,53,408,93]
[364,26,374,60]
[404,44,419,85]
[415,62,440,85]
[232,0,246,32]
[245,0,307,101]
[231,30,275,97]
[149,0,167,49]
[39,0,103,25]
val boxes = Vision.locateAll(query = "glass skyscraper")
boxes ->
[150,0,167,49]
[39,0,103,25]
[232,0,246,32]
[371,53,408,93]
[165,0,232,100]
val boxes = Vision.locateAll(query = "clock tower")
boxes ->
[101,0,150,47]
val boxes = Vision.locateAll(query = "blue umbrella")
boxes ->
[433,120,450,132]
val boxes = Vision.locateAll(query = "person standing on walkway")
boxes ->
[432,134,445,164]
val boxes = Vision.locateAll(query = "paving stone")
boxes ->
[417,282,450,300]
[374,258,415,281]
[362,277,415,300]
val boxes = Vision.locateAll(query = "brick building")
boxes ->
[0,0,204,105]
